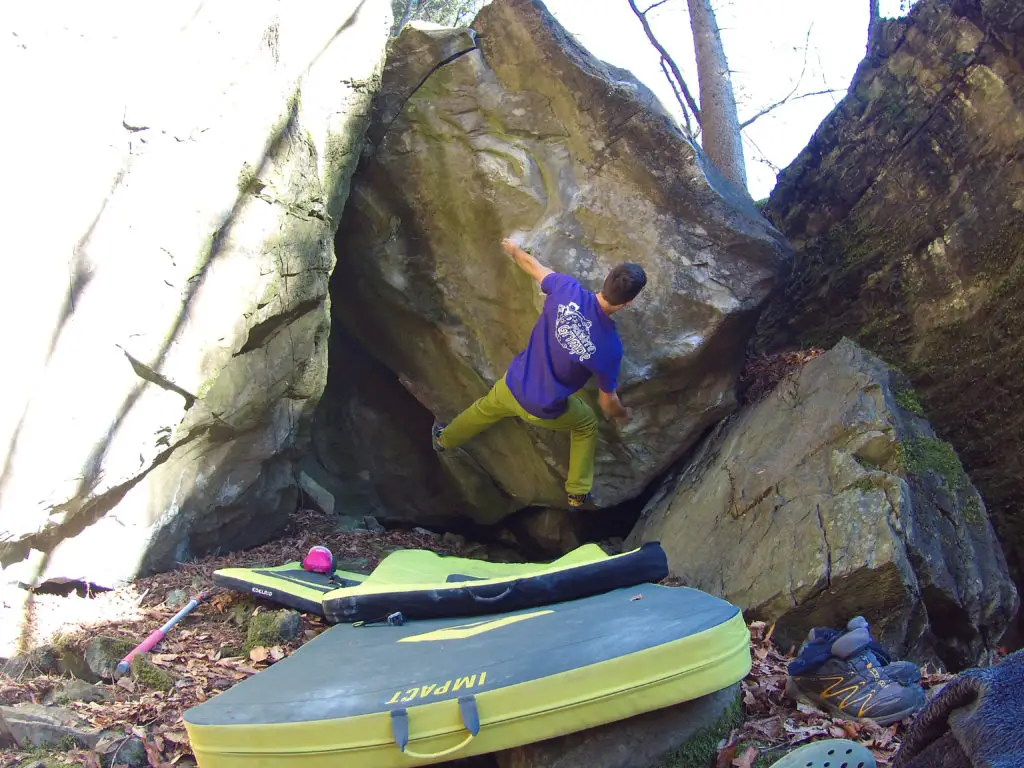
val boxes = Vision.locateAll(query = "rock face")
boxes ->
[0,0,393,587]
[626,339,1018,670]
[306,327,513,527]
[330,0,792,517]
[757,0,1024,600]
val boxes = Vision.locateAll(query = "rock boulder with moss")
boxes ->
[244,609,301,654]
[627,338,1018,670]
[327,2,793,518]
[84,636,135,682]
[129,654,175,691]
[758,0,1024,607]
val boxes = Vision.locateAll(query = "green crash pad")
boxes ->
[214,542,669,624]
[184,583,750,767]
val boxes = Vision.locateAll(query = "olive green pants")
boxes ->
[438,375,598,495]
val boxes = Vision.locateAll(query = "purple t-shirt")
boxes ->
[505,273,623,419]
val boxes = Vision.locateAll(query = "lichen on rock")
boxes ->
[627,338,1017,670]
[757,0,1024,611]
[327,1,793,520]
[84,636,134,682]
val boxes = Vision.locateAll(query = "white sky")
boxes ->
[540,0,913,199]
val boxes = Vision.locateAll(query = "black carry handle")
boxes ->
[469,584,514,603]
[390,695,480,759]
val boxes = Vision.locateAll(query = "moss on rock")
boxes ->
[244,609,300,654]
[85,635,136,680]
[894,386,925,416]
[130,654,175,691]
[898,435,968,490]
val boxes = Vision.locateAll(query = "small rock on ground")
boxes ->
[165,588,189,610]
[244,609,300,653]
[42,679,111,705]
[84,635,134,681]
[0,702,101,750]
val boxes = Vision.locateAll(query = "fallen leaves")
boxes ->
[116,677,136,693]
[0,509,959,768]
[0,509,477,766]
[739,347,826,404]
[715,620,954,767]
[733,745,758,768]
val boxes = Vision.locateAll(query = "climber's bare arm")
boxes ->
[598,389,632,424]
[501,238,553,285]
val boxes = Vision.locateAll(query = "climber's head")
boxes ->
[599,263,647,312]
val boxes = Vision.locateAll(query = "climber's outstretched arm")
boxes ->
[501,237,553,286]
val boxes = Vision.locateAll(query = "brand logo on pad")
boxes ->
[252,587,273,598]
[398,610,553,643]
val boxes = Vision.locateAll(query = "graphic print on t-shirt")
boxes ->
[555,301,597,362]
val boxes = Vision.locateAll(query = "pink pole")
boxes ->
[113,590,210,678]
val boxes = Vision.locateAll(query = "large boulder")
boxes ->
[0,0,393,588]
[329,0,792,519]
[757,0,1024,602]
[626,339,1018,670]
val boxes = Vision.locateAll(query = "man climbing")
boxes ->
[432,237,647,508]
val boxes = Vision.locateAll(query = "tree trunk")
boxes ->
[395,0,418,36]
[686,0,747,192]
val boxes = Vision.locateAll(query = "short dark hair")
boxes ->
[602,263,647,305]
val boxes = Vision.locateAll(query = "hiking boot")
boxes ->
[833,616,921,685]
[786,652,925,726]
[789,617,921,685]
[787,616,925,725]
[431,421,446,453]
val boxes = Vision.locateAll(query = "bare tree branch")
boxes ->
[661,57,693,135]
[739,87,846,129]
[626,0,702,126]
[737,24,816,128]
[641,0,672,14]
[740,131,780,176]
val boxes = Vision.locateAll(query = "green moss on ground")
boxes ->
[27,734,80,766]
[656,693,743,768]
[130,654,175,691]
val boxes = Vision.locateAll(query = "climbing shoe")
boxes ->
[567,492,593,508]
[786,617,925,725]
[431,421,446,453]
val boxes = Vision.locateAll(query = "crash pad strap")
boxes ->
[390,695,480,758]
